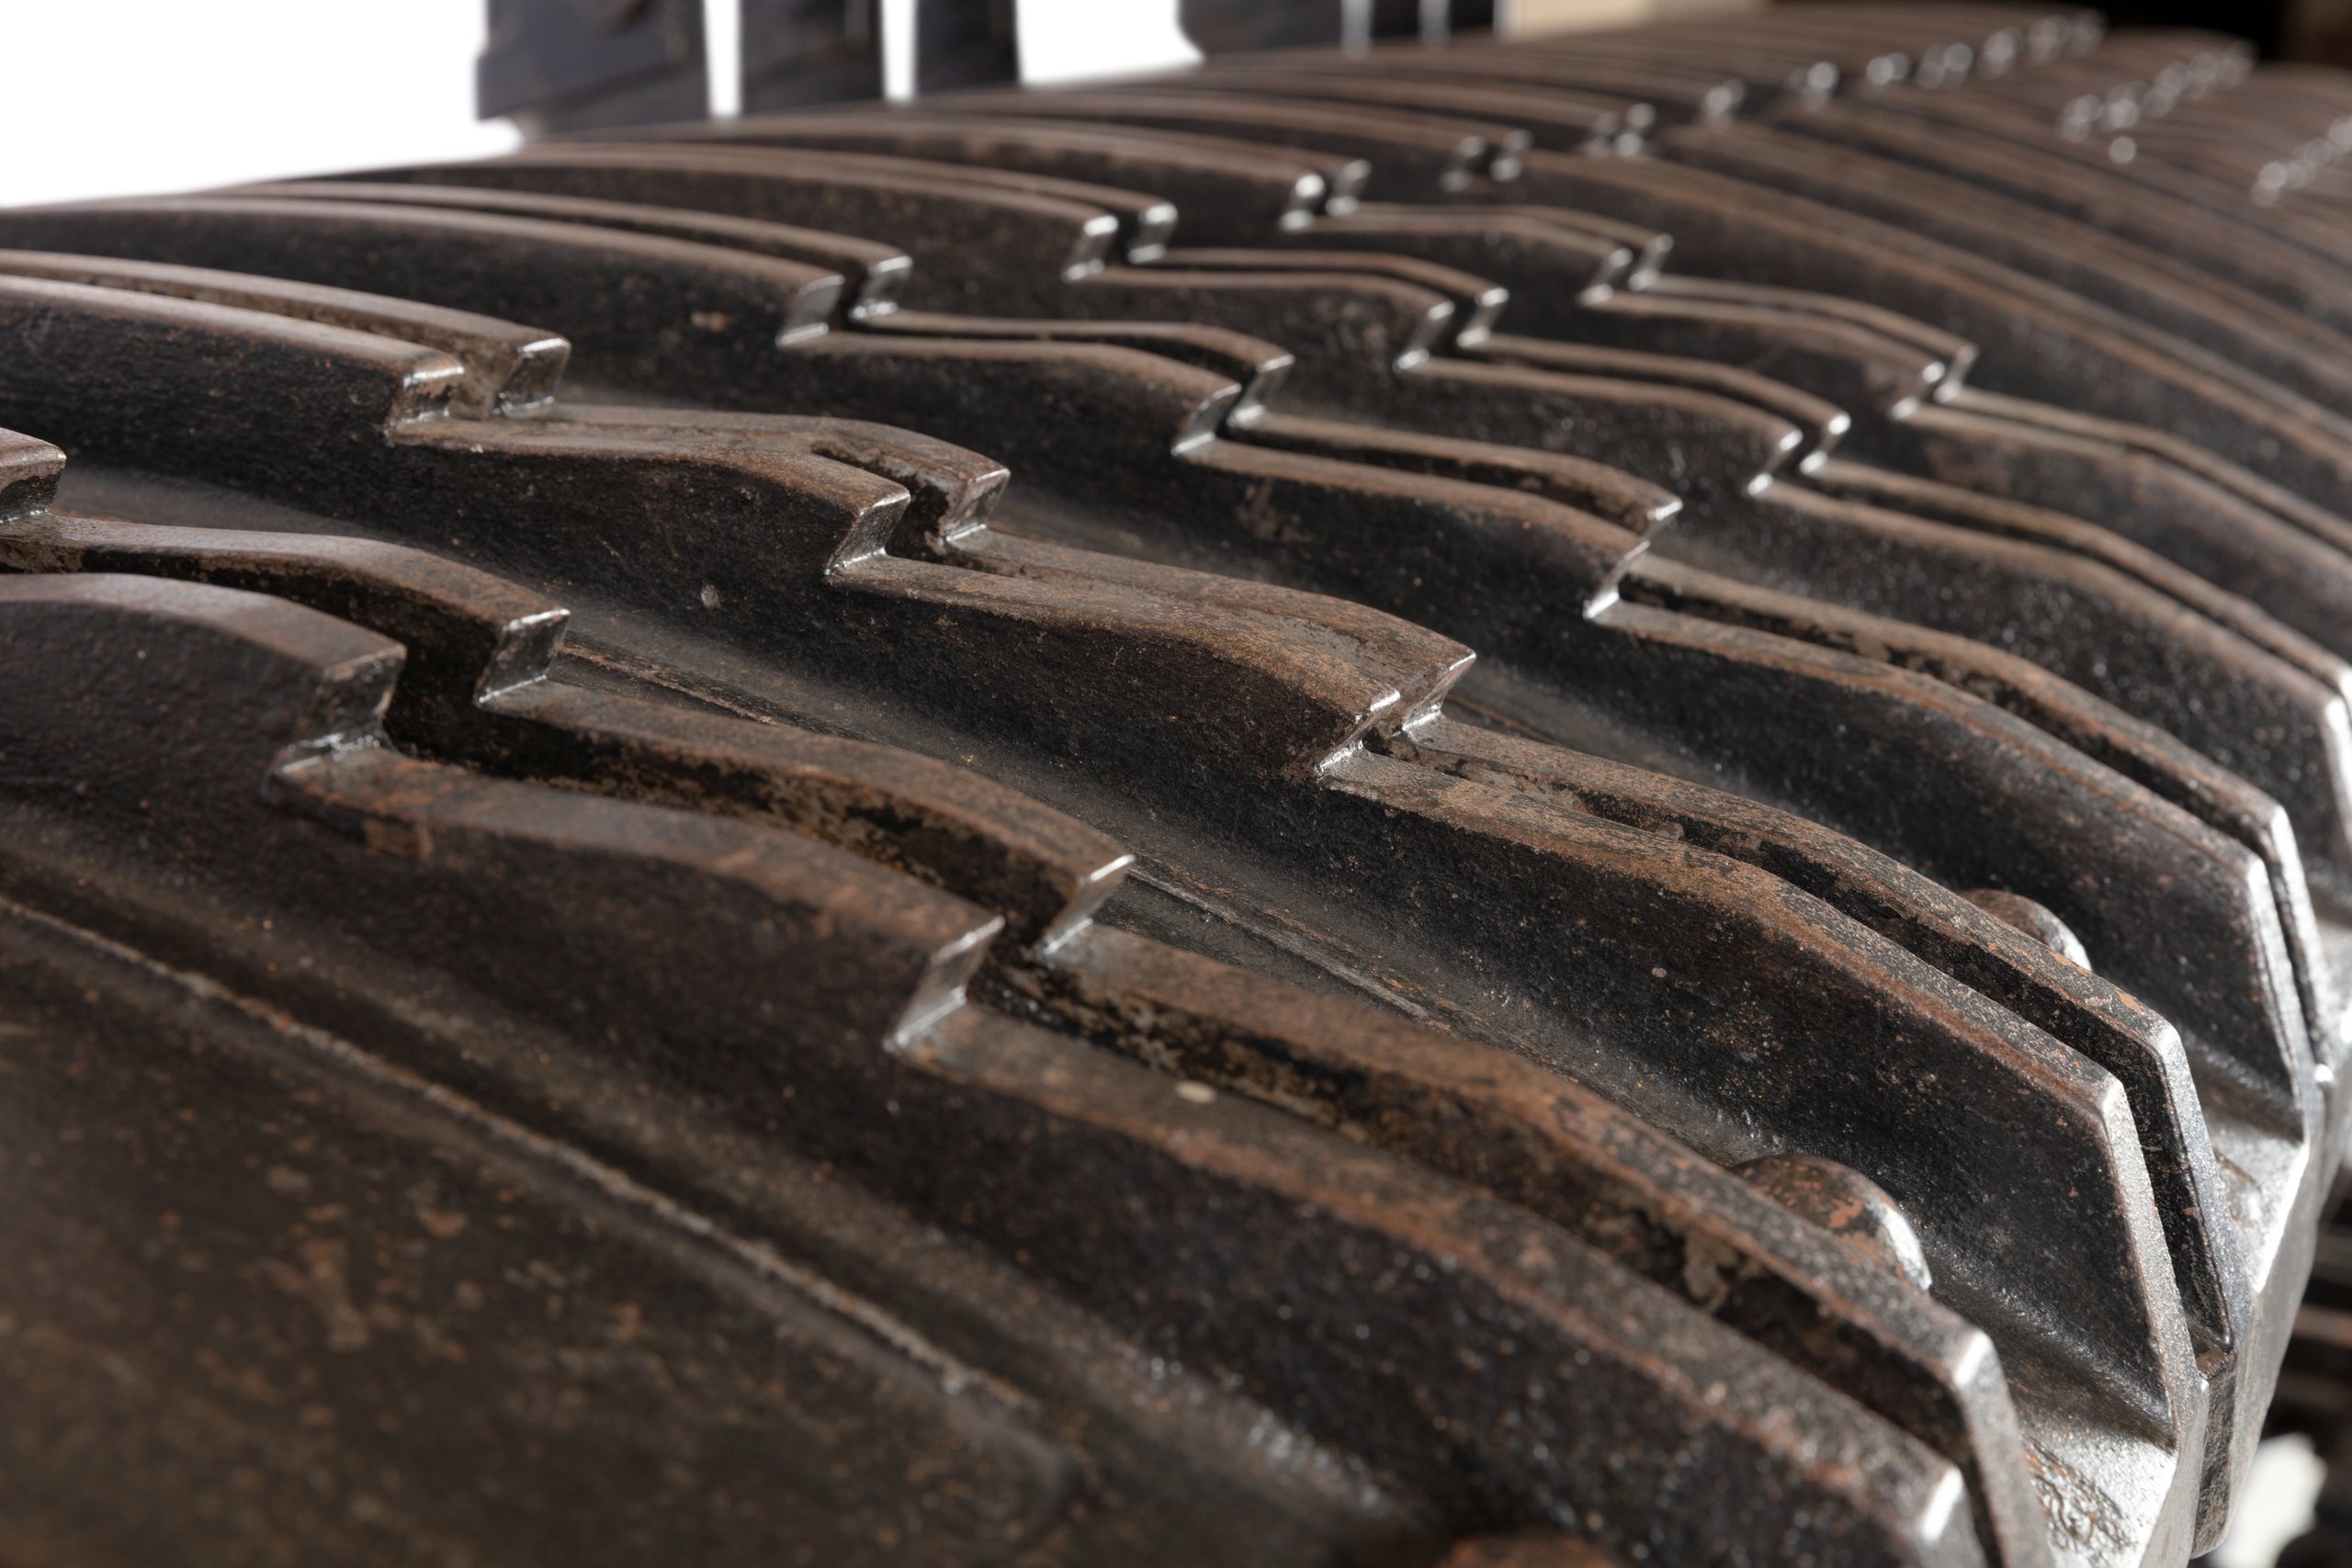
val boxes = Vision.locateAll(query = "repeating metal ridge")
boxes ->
[6,6,2352,1565]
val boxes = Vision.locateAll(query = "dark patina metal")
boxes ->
[2,6,2350,1565]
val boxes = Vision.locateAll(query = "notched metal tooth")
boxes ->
[1550,285,1948,423]
[1273,203,1645,297]
[928,86,1512,198]
[1151,245,1514,348]
[1007,919,2051,1566]
[1064,262,1460,377]
[353,144,1122,314]
[1308,743,2199,1465]
[1668,476,2352,921]
[0,571,1005,1054]
[865,309,1298,419]
[0,198,847,395]
[614,109,1345,244]
[1468,332,1852,463]
[1615,553,2319,1123]
[1868,396,2352,686]
[1227,412,1681,535]
[1376,353,1804,502]
[1941,387,2352,588]
[902,1009,1992,1566]
[240,177,917,320]
[1636,272,1979,389]
[1396,712,2241,1385]
[0,513,1133,950]
[1800,459,2352,718]
[0,428,64,517]
[0,273,474,436]
[0,246,571,417]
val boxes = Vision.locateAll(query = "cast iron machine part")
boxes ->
[4,5,2352,1565]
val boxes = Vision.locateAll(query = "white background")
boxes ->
[0,0,1201,207]
[1,3,517,206]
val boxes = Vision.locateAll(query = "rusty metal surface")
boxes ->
[6,4,2352,1565]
